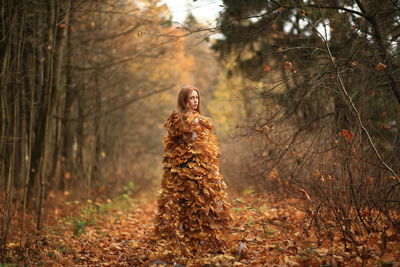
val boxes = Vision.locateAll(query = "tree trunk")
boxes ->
[48,0,71,187]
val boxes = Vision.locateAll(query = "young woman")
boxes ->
[152,85,233,259]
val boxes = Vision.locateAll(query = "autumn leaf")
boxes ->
[380,124,391,131]
[349,61,358,67]
[390,176,400,181]
[264,65,271,72]
[375,63,387,70]
[340,129,353,142]
[298,188,311,201]
[284,61,292,70]
[266,168,278,180]
[255,123,271,133]
[284,61,296,73]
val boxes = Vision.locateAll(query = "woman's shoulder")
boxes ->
[165,111,179,129]
[165,110,214,128]
[166,110,179,120]
[165,110,193,132]
[171,110,199,121]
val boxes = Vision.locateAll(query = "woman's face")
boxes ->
[187,90,199,111]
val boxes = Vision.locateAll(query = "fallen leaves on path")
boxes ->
[5,194,400,266]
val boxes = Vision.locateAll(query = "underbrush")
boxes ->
[1,181,139,265]
[220,127,400,265]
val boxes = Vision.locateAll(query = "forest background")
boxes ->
[0,0,399,265]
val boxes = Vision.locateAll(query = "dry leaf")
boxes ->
[298,188,311,201]
[375,63,387,70]
[340,129,353,142]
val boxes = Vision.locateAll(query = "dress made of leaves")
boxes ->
[152,110,233,260]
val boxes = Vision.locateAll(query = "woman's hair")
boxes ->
[177,85,201,114]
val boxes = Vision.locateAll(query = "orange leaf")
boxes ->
[375,63,387,71]
[284,61,296,73]
[340,129,353,142]
[298,188,311,201]
[284,61,292,70]
[266,168,278,180]
[380,124,391,131]
[349,61,358,67]
[264,65,271,72]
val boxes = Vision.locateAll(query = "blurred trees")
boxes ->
[0,0,221,257]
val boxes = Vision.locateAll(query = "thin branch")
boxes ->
[53,85,173,122]
[93,23,143,42]
[71,38,173,71]
[271,0,366,18]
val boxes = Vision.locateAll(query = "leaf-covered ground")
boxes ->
[5,193,400,266]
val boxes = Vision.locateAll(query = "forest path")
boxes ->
[13,193,396,266]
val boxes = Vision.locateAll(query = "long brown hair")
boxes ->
[177,85,201,114]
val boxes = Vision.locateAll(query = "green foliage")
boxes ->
[72,219,88,236]
[380,260,396,267]
[245,215,254,225]
[232,208,242,213]
[263,228,275,237]
[234,197,244,203]
[121,181,137,199]
[62,199,114,236]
